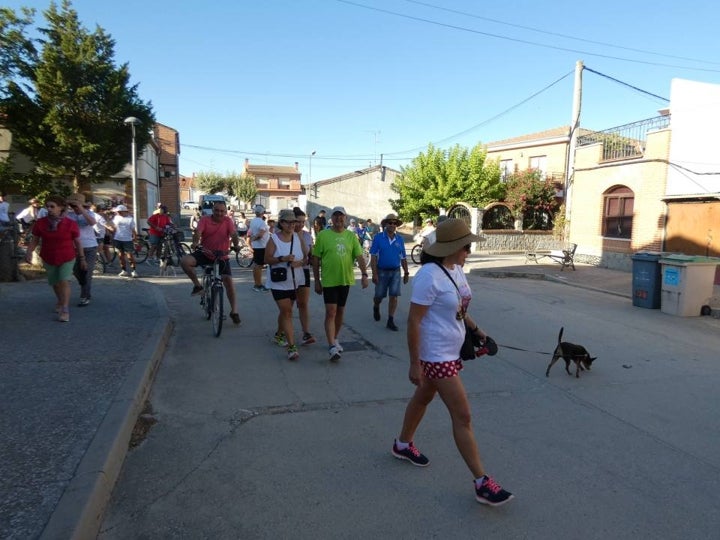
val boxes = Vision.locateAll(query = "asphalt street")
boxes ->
[101,258,720,540]
[3,255,720,539]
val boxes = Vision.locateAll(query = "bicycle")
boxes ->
[410,243,423,264]
[157,226,191,271]
[234,237,254,268]
[199,248,226,337]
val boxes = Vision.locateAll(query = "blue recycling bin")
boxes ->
[631,251,664,309]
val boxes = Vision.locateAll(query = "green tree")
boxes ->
[195,171,226,195]
[1,0,155,191]
[230,172,257,208]
[0,6,36,92]
[390,143,502,222]
[195,170,258,208]
[503,169,560,230]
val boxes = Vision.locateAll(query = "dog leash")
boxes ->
[497,343,552,355]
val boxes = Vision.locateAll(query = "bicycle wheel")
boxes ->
[410,244,422,264]
[211,283,224,337]
[202,275,212,320]
[133,239,149,263]
[235,246,253,268]
[94,253,106,275]
[179,243,191,255]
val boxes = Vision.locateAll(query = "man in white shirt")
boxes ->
[110,205,139,278]
[248,204,269,292]
[65,193,98,306]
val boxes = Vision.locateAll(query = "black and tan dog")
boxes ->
[545,327,596,378]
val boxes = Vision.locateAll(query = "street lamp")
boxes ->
[124,116,141,232]
[309,150,316,184]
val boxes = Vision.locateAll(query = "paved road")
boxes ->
[98,260,720,539]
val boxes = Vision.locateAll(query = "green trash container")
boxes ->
[631,251,665,309]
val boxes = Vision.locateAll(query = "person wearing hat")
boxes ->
[292,207,317,346]
[422,215,448,248]
[16,197,41,237]
[312,205,369,362]
[264,209,309,360]
[109,204,139,278]
[23,195,85,322]
[65,193,99,306]
[369,214,409,331]
[391,218,513,507]
[248,204,269,292]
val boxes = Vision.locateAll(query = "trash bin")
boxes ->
[659,255,720,316]
[631,251,665,309]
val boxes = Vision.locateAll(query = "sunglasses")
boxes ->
[386,221,399,225]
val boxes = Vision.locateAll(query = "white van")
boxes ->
[199,195,227,216]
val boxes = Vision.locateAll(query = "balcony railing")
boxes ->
[576,115,670,162]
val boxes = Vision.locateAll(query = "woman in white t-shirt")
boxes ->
[293,207,316,346]
[264,209,307,361]
[391,219,514,507]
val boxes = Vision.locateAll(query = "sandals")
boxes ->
[230,312,241,325]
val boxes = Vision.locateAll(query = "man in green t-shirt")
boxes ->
[312,206,369,362]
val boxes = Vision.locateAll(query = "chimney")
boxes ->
[244,158,249,171]
[294,161,299,170]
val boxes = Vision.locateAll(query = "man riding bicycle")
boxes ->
[180,200,242,325]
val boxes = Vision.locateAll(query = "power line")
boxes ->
[335,0,720,73]
[584,66,669,102]
[383,70,574,156]
[400,0,720,67]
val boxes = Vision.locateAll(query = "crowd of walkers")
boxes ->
[20,194,514,508]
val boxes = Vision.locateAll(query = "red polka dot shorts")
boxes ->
[421,359,463,380]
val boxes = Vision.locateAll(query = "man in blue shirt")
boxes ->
[369,213,409,331]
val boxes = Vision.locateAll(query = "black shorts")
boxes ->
[271,288,297,302]
[322,285,350,307]
[191,250,232,276]
[299,268,311,288]
[252,248,266,266]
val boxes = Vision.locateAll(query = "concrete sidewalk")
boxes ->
[0,254,695,539]
[465,253,632,299]
[0,275,172,540]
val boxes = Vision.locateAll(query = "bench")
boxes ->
[525,242,577,271]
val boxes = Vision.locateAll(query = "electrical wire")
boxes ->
[584,67,669,102]
[335,0,720,73]
[399,0,720,67]
[383,70,574,157]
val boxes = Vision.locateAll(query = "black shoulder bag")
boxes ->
[269,234,294,283]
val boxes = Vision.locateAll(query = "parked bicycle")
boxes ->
[199,247,226,337]
[157,225,191,269]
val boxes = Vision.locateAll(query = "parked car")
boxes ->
[182,201,199,210]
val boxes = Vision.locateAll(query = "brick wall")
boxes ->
[571,129,671,270]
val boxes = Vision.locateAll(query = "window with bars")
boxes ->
[603,186,634,239]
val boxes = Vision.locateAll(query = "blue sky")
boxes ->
[6,0,720,182]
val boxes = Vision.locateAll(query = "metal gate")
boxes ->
[447,204,471,227]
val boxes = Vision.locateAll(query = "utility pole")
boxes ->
[565,60,583,238]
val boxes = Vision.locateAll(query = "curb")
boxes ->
[40,285,173,540]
